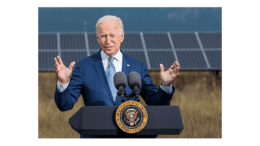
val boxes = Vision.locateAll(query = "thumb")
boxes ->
[160,64,164,73]
[69,61,75,70]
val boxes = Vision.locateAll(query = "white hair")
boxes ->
[95,15,124,35]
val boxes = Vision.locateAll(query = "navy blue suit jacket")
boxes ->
[54,50,175,138]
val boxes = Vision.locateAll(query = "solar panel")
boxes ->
[199,32,221,49]
[60,33,86,49]
[88,33,100,49]
[120,33,143,49]
[90,50,100,56]
[143,33,171,49]
[61,51,88,69]
[205,50,222,69]
[38,32,222,71]
[148,51,176,70]
[171,33,200,49]
[38,52,58,71]
[38,34,57,49]
[176,51,207,69]
[123,50,147,67]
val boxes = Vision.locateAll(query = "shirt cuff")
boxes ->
[160,84,173,94]
[57,79,70,92]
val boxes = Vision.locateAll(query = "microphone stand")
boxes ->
[117,86,128,102]
[117,86,140,102]
[128,86,141,102]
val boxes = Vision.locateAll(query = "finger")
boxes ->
[55,65,60,71]
[172,73,179,79]
[174,67,179,74]
[168,68,174,74]
[54,64,58,70]
[160,64,164,73]
[174,61,179,68]
[69,61,75,70]
[171,61,177,69]
[54,57,57,64]
[176,61,179,66]
[54,57,60,66]
[57,56,63,65]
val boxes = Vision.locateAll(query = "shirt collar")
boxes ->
[101,49,122,63]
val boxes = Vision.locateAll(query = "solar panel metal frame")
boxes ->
[38,31,222,71]
[38,51,59,71]
[142,32,172,49]
[59,32,86,50]
[175,50,208,70]
[198,32,222,49]
[169,32,200,49]
[204,50,222,70]
[147,50,176,70]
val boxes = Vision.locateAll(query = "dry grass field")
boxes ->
[38,70,221,138]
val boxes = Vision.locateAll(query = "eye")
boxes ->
[101,34,107,37]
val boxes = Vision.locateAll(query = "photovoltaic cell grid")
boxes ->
[143,33,171,49]
[123,51,147,66]
[170,33,200,49]
[61,51,88,69]
[176,51,207,69]
[199,32,221,49]
[38,52,58,70]
[148,51,176,70]
[39,34,57,49]
[38,32,222,71]
[90,50,100,56]
[88,33,100,49]
[120,33,143,49]
[205,51,221,69]
[60,33,86,49]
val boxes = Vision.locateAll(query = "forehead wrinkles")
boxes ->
[98,21,121,34]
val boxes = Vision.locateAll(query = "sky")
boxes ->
[38,7,222,32]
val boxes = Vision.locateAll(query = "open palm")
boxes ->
[160,61,179,86]
[54,56,75,84]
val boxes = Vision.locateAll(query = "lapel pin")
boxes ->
[127,64,130,67]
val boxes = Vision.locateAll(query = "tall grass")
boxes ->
[38,71,221,138]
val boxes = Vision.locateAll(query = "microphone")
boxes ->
[127,71,141,101]
[114,72,128,102]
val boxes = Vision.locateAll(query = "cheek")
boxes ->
[98,40,105,46]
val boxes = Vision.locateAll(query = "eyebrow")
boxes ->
[100,34,116,37]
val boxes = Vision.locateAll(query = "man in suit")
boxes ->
[54,15,179,138]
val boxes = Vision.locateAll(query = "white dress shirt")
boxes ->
[57,49,173,94]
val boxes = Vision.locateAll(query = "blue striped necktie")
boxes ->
[106,57,117,102]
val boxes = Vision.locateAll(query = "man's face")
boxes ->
[97,20,124,57]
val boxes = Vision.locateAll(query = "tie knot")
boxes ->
[108,57,115,63]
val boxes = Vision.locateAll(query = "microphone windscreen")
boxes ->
[127,71,141,89]
[114,72,127,90]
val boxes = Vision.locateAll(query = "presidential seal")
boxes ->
[115,100,148,134]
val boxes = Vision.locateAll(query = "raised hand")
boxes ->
[160,61,180,86]
[54,56,75,84]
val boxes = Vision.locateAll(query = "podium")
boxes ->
[69,106,184,137]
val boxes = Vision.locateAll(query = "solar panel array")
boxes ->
[38,32,221,71]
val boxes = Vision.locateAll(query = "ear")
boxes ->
[120,31,125,43]
[97,34,101,44]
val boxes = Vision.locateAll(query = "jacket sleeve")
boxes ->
[140,63,175,106]
[54,62,83,111]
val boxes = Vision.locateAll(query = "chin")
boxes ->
[103,50,114,57]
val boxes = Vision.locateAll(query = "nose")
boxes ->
[105,35,111,44]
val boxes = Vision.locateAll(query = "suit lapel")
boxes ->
[92,50,115,104]
[121,51,131,77]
